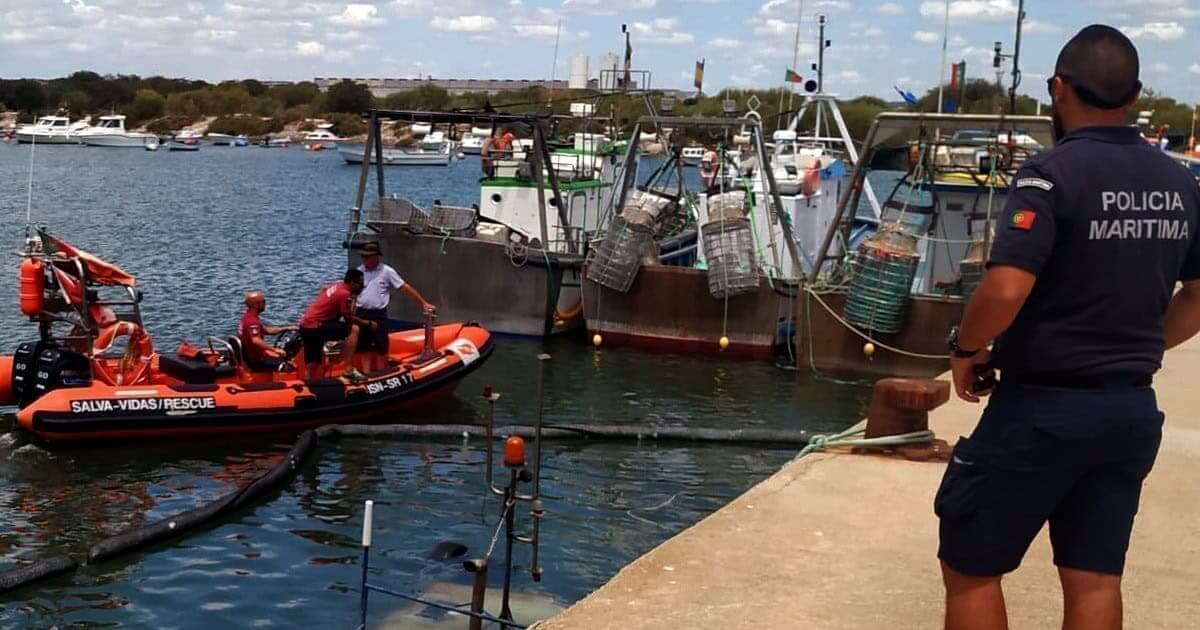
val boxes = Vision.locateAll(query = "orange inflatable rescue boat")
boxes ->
[0,230,493,443]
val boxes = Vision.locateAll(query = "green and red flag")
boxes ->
[1010,209,1037,231]
[785,68,803,84]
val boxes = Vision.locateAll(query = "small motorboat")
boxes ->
[168,139,200,151]
[207,133,236,146]
[338,142,452,166]
[0,230,494,443]
[261,137,291,148]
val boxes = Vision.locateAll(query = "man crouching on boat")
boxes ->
[297,269,370,382]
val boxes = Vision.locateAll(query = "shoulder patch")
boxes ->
[1016,177,1054,191]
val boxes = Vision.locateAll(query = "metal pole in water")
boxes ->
[360,500,374,630]
[500,471,518,623]
[532,354,549,498]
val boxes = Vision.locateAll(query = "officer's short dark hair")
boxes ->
[1055,25,1141,110]
[344,269,364,284]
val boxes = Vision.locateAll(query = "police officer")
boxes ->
[939,25,1200,630]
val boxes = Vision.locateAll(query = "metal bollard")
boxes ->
[359,500,374,630]
[463,558,489,630]
[418,308,439,362]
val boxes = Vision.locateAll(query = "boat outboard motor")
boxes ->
[12,341,90,406]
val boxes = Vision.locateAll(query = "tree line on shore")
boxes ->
[0,71,1194,143]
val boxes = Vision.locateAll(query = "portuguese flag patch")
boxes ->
[1010,209,1036,231]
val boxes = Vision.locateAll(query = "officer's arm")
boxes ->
[955,166,1056,351]
[958,266,1037,350]
[1164,281,1200,349]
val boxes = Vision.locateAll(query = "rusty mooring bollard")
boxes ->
[865,378,950,439]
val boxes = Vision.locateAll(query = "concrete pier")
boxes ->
[539,338,1200,629]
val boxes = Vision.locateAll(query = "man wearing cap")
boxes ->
[356,242,435,372]
[938,25,1200,629]
[237,291,297,372]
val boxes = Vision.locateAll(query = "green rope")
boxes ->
[790,427,935,463]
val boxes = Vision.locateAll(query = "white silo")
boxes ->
[599,52,620,91]
[568,54,589,89]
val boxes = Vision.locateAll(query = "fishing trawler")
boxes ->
[344,109,622,336]
[583,89,876,360]
[0,230,492,443]
[794,112,1053,377]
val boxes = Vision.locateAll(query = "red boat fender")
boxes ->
[0,356,14,405]
[19,259,44,317]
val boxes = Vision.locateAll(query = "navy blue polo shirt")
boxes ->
[989,125,1200,378]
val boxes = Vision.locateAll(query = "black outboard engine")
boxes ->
[12,341,91,407]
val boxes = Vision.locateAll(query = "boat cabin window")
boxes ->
[50,119,67,128]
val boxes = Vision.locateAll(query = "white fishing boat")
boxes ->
[339,142,452,166]
[421,130,449,151]
[303,126,341,150]
[174,129,203,142]
[261,137,291,148]
[680,146,705,166]
[207,133,236,146]
[460,135,484,154]
[15,116,87,144]
[78,115,158,148]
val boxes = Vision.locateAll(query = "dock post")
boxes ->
[359,499,374,630]
[464,558,489,630]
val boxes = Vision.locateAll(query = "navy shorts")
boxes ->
[935,381,1163,577]
[299,321,351,365]
[355,307,389,353]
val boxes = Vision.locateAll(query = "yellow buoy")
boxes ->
[719,336,730,350]
[592,334,603,347]
[863,342,876,357]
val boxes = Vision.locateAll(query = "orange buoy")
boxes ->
[19,258,44,317]
[504,436,526,467]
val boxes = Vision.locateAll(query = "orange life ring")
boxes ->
[93,321,155,385]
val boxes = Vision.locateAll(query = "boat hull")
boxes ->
[360,233,580,336]
[81,134,156,148]
[15,324,493,442]
[15,132,79,144]
[795,290,958,379]
[583,266,786,360]
[339,144,451,166]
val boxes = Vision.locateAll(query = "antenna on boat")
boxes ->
[1008,0,1026,113]
[936,0,951,114]
[548,18,562,107]
[24,131,36,240]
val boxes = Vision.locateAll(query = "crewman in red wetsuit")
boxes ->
[238,290,297,372]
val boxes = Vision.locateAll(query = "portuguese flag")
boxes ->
[1010,209,1036,231]
[785,68,803,84]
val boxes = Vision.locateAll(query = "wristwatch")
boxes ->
[946,326,979,358]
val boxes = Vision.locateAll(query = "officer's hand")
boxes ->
[951,349,994,403]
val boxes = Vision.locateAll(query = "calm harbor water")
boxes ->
[0,143,870,627]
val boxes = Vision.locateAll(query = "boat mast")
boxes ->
[1009,0,1026,113]
[936,0,950,113]
[783,0,805,128]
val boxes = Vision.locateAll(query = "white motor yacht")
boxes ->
[78,115,158,148]
[421,130,448,151]
[303,126,342,150]
[15,116,87,144]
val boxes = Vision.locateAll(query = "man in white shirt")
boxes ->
[355,242,435,371]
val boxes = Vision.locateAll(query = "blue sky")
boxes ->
[0,0,1197,103]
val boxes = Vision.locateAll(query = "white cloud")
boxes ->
[754,18,795,35]
[629,17,694,45]
[862,26,884,38]
[561,0,656,14]
[294,40,325,57]
[840,70,862,84]
[1122,21,1186,40]
[1149,61,1171,73]
[710,37,740,49]
[919,0,1016,22]
[1190,63,1200,75]
[759,0,789,14]
[1023,20,1061,34]
[912,31,940,43]
[430,15,497,32]
[328,4,384,28]
[877,2,906,14]
[512,23,561,39]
